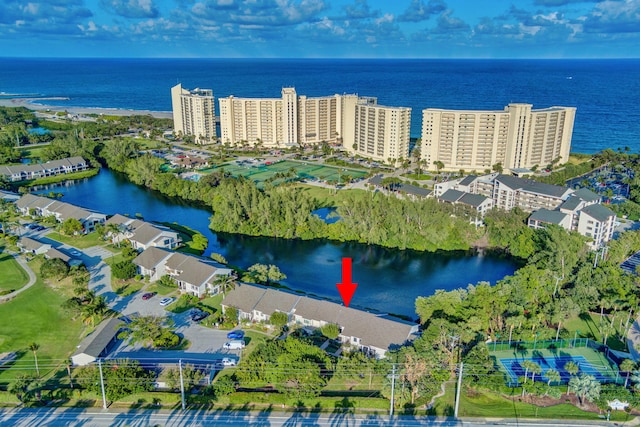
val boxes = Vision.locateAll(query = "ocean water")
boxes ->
[1,58,639,154]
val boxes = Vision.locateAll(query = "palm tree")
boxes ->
[521,360,535,383]
[529,361,542,383]
[620,359,635,387]
[568,374,601,407]
[630,370,640,391]
[29,342,40,376]
[564,361,580,394]
[545,369,561,386]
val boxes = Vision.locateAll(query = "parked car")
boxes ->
[142,292,156,300]
[227,330,245,340]
[191,310,210,322]
[34,225,46,231]
[224,340,245,350]
[159,297,175,306]
[221,357,236,367]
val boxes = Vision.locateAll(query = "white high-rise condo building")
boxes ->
[219,88,297,147]
[218,88,411,162]
[421,103,575,172]
[171,84,217,144]
[342,96,411,163]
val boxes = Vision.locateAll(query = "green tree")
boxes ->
[164,363,204,391]
[320,323,340,340]
[269,311,288,328]
[40,258,70,281]
[545,369,561,386]
[75,359,155,401]
[569,374,601,407]
[112,260,136,281]
[118,315,170,348]
[620,359,636,387]
[29,342,40,377]
[61,218,83,235]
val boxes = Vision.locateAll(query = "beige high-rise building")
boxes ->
[297,94,341,145]
[217,87,412,160]
[421,103,575,172]
[219,88,300,147]
[342,96,412,163]
[171,84,216,144]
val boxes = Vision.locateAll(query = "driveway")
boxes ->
[82,249,237,362]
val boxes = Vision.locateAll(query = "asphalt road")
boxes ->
[0,407,625,427]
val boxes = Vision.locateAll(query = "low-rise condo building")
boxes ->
[421,103,575,173]
[171,84,216,144]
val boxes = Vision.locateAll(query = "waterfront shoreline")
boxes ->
[0,97,172,119]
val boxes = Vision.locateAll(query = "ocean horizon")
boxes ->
[1,57,639,154]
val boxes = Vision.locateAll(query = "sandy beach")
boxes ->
[0,97,173,119]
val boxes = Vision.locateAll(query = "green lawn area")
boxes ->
[290,184,370,208]
[0,251,29,292]
[113,280,144,297]
[0,278,84,384]
[46,231,106,249]
[19,145,49,160]
[563,312,628,351]
[458,387,630,421]
[146,282,178,296]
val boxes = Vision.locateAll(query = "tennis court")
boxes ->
[200,160,367,185]
[492,345,619,386]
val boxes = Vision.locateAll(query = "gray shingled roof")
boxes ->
[105,214,132,226]
[15,194,41,210]
[73,318,123,358]
[439,189,464,203]
[458,175,477,186]
[573,188,601,203]
[45,247,71,263]
[132,246,173,270]
[459,193,489,208]
[397,183,431,197]
[223,283,417,353]
[581,204,615,222]
[222,283,269,314]
[559,196,583,212]
[130,223,167,246]
[18,236,49,251]
[496,174,571,198]
[253,288,300,317]
[529,208,569,225]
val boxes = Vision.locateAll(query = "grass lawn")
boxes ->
[290,184,370,207]
[146,282,177,296]
[458,387,629,421]
[46,231,105,249]
[113,280,145,297]
[166,294,198,313]
[563,312,628,351]
[0,251,29,292]
[0,278,84,384]
[19,145,49,160]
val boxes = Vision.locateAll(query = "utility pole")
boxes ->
[98,359,107,410]
[388,363,398,417]
[179,359,186,410]
[454,362,464,418]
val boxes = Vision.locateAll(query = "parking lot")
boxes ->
[82,250,243,364]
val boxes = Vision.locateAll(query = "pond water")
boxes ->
[36,169,519,317]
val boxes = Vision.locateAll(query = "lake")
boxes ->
[36,169,518,318]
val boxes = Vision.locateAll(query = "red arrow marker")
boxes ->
[336,257,358,307]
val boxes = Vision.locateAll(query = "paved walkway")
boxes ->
[627,317,640,361]
[0,251,36,303]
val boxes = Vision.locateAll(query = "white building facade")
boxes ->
[421,103,575,172]
[171,84,217,144]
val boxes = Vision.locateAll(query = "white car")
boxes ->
[159,297,175,306]
[221,357,236,367]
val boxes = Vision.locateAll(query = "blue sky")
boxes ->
[1,0,639,58]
